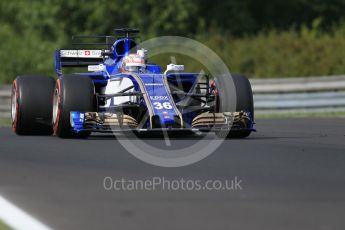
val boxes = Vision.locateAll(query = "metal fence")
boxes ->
[252,75,345,114]
[0,85,11,118]
[1,75,345,118]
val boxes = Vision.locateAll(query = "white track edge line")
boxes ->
[0,195,53,230]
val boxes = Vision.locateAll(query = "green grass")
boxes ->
[256,111,345,119]
[0,118,11,127]
[0,221,12,230]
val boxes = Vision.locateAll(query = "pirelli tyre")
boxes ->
[214,74,254,138]
[11,76,55,135]
[53,75,96,138]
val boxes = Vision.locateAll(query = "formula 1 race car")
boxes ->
[11,28,255,138]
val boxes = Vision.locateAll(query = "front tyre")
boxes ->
[215,74,254,138]
[12,76,55,135]
[53,75,96,138]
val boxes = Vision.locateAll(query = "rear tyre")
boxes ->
[11,76,55,135]
[215,74,254,138]
[53,75,96,138]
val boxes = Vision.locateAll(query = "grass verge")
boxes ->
[0,221,12,230]
[256,111,345,119]
[0,118,11,127]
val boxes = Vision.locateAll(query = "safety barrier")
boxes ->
[0,85,11,118]
[251,75,345,114]
[1,75,345,117]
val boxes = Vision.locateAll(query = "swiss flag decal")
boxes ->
[85,50,91,55]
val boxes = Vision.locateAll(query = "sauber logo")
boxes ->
[150,96,168,100]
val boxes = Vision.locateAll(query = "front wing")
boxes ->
[70,111,255,134]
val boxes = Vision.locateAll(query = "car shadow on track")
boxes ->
[86,133,298,141]
[87,133,207,141]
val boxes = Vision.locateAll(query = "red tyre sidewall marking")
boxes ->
[210,80,220,111]
[11,80,19,132]
[53,79,61,134]
[210,79,219,95]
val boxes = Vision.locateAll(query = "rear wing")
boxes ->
[54,35,115,75]
[54,30,139,75]
[54,49,109,75]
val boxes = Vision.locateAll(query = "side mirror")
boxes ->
[164,64,184,75]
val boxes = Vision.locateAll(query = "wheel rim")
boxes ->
[11,88,17,123]
[52,88,59,124]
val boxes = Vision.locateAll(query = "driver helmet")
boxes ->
[121,53,146,73]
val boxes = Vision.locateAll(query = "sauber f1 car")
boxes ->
[11,28,255,138]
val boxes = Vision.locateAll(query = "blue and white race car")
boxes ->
[11,28,255,138]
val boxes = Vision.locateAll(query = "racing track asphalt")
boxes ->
[0,118,345,230]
